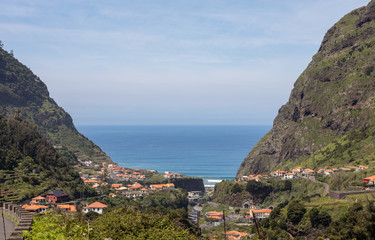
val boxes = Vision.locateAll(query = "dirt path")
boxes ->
[301,176,330,196]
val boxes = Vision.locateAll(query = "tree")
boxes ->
[309,208,331,228]
[287,201,306,225]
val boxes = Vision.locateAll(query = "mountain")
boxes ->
[0,114,96,201]
[237,0,375,176]
[0,46,112,165]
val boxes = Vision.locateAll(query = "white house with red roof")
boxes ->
[83,202,108,214]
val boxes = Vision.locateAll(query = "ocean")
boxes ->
[77,125,270,185]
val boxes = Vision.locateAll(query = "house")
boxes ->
[363,175,375,185]
[225,230,249,240]
[149,183,175,190]
[31,196,47,204]
[111,183,122,189]
[83,202,108,214]
[164,172,182,179]
[22,204,49,213]
[248,209,272,220]
[46,190,69,203]
[271,170,286,177]
[324,169,334,175]
[358,165,368,171]
[123,191,146,199]
[205,211,224,220]
[303,168,315,175]
[57,204,77,212]
[127,182,143,190]
[283,173,295,179]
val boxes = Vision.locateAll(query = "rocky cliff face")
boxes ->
[237,0,375,176]
[0,47,112,165]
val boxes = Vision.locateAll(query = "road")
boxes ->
[0,215,16,240]
[301,176,330,195]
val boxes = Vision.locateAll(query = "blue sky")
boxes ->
[0,0,370,125]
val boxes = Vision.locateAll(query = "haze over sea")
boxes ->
[77,125,270,185]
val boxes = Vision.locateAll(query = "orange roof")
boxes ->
[364,175,375,181]
[85,202,108,209]
[57,205,77,212]
[24,205,49,210]
[249,209,272,214]
[84,180,101,183]
[141,188,148,191]
[32,196,46,200]
[127,182,142,189]
[326,169,333,172]
[112,184,122,188]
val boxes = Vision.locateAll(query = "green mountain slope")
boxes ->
[237,0,375,176]
[0,114,95,201]
[0,46,112,165]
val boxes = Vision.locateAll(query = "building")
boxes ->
[248,209,272,221]
[83,202,108,214]
[57,204,77,212]
[283,173,296,179]
[22,204,49,213]
[149,183,175,190]
[164,172,182,179]
[364,175,375,185]
[205,211,224,220]
[46,190,69,203]
[225,230,249,240]
[31,196,47,204]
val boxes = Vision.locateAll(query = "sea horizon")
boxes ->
[77,125,271,184]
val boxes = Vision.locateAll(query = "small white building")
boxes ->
[83,202,108,214]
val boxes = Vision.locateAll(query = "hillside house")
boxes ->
[283,173,296,179]
[46,190,69,203]
[205,211,224,220]
[225,230,249,240]
[57,204,77,212]
[83,202,108,214]
[248,209,272,221]
[164,172,182,179]
[364,175,375,185]
[31,196,47,204]
[22,204,49,213]
[150,183,175,190]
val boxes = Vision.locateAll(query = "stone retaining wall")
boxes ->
[1,202,32,240]
[329,189,375,199]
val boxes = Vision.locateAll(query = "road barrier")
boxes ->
[0,202,32,240]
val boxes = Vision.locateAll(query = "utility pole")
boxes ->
[223,210,226,240]
[197,211,201,237]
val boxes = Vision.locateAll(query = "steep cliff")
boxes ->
[0,46,112,165]
[238,0,375,176]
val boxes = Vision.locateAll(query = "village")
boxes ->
[20,162,185,214]
[15,161,375,240]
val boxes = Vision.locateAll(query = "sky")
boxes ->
[0,0,371,125]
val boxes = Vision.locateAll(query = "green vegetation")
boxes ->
[23,189,198,240]
[24,206,198,240]
[0,46,111,165]
[0,114,95,201]
[212,178,323,206]
[88,188,189,213]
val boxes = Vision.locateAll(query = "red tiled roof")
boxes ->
[85,202,108,209]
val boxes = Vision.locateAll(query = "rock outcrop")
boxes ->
[237,0,375,176]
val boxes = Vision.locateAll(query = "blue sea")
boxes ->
[77,125,270,184]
